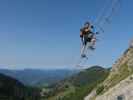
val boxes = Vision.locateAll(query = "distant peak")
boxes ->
[130,38,133,48]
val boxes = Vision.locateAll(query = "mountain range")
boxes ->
[0,69,77,87]
[0,73,40,100]
[41,66,109,100]
[1,41,133,100]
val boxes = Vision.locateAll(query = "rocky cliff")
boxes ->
[85,41,133,100]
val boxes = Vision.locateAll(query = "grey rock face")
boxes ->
[129,39,133,48]
[111,47,133,73]
[95,74,133,100]
[85,41,133,100]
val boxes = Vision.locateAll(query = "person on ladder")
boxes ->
[80,21,97,58]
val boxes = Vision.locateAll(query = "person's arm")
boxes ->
[80,29,84,44]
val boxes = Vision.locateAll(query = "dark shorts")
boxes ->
[83,34,93,45]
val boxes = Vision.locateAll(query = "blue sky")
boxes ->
[0,0,132,69]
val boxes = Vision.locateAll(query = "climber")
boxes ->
[80,21,97,58]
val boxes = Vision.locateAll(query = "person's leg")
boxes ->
[91,38,96,46]
[81,36,87,58]
[89,38,96,50]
